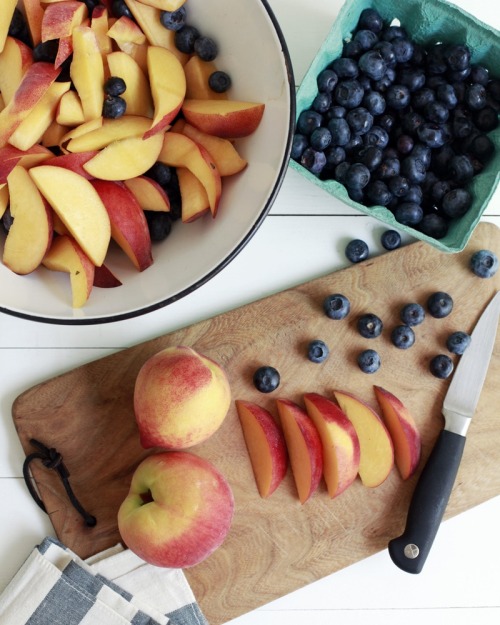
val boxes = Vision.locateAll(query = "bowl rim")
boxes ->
[1,0,296,326]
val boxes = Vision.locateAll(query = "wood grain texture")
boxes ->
[12,222,500,624]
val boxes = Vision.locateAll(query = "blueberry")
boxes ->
[396,134,414,155]
[388,175,409,198]
[431,180,453,203]
[470,249,499,278]
[208,71,231,93]
[317,69,338,92]
[194,36,218,61]
[291,134,308,160]
[323,293,350,319]
[470,64,489,86]
[357,349,381,373]
[402,184,423,205]
[416,122,446,148]
[441,188,472,219]
[429,354,454,379]
[377,156,400,179]
[427,291,453,318]
[359,51,387,80]
[331,57,359,79]
[381,229,402,250]
[345,238,369,264]
[160,7,187,30]
[312,91,332,113]
[321,146,346,176]
[398,67,426,92]
[400,303,425,326]
[465,83,487,110]
[358,8,384,34]
[363,91,386,115]
[145,210,172,241]
[412,87,435,109]
[419,213,448,239]
[334,161,350,184]
[357,146,383,171]
[2,207,13,234]
[446,331,471,355]
[424,101,449,124]
[33,40,59,64]
[365,180,392,206]
[146,162,174,187]
[327,117,351,146]
[346,107,373,135]
[102,95,126,118]
[104,76,126,97]
[401,156,426,184]
[354,29,379,51]
[307,340,330,363]
[175,25,200,54]
[333,79,364,108]
[382,25,408,42]
[326,105,347,119]
[309,127,330,151]
[444,44,471,72]
[436,83,458,109]
[297,110,323,135]
[363,126,389,149]
[410,144,432,169]
[393,202,423,226]
[391,325,415,349]
[474,108,498,133]
[448,154,474,184]
[386,84,411,109]
[300,148,327,175]
[345,163,371,189]
[392,38,414,63]
[112,0,133,19]
[253,366,280,393]
[357,313,383,338]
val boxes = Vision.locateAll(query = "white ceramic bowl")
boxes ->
[1,0,294,324]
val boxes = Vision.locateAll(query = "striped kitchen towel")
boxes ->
[0,537,208,625]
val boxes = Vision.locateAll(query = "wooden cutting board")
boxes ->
[13,222,500,625]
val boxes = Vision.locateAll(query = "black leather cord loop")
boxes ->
[22,439,96,528]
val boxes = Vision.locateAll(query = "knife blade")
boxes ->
[388,290,500,574]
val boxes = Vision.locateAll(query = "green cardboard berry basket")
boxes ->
[289,0,500,252]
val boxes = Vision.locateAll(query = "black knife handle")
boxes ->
[388,429,466,574]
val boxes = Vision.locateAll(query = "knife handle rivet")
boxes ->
[404,544,420,559]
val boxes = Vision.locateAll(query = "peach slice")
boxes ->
[0,183,8,218]
[42,234,95,308]
[158,132,221,216]
[182,99,265,139]
[23,0,45,47]
[56,90,86,126]
[180,123,248,176]
[94,263,122,288]
[184,56,228,101]
[139,0,186,9]
[276,398,323,504]
[3,165,53,275]
[42,121,70,149]
[236,400,288,498]
[107,15,146,46]
[83,132,164,180]
[0,0,17,53]
[145,45,186,138]
[124,0,189,64]
[0,62,61,148]
[8,81,71,151]
[59,117,103,152]
[106,52,153,117]
[123,176,170,212]
[42,151,99,179]
[91,179,153,271]
[0,144,52,183]
[91,5,113,57]
[0,37,34,106]
[65,115,152,152]
[41,1,88,42]
[333,390,394,488]
[29,165,111,267]
[70,25,105,122]
[374,386,421,480]
[303,393,360,498]
[55,35,74,69]
[177,167,210,223]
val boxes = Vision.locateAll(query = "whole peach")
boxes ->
[134,345,231,449]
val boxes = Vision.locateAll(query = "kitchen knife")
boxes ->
[388,290,500,574]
